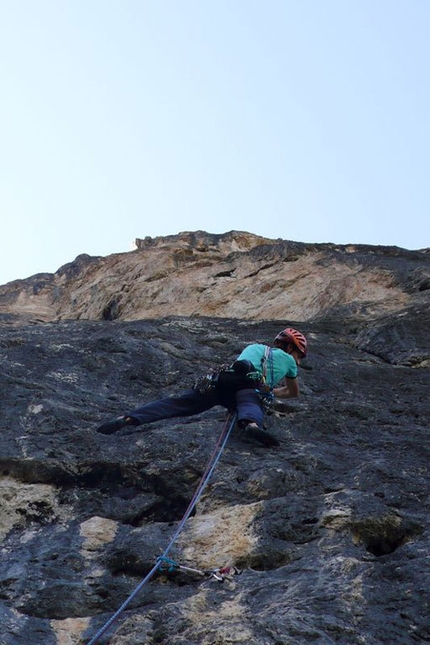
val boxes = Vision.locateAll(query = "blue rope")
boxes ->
[85,412,237,645]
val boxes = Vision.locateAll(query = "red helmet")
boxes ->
[274,328,308,357]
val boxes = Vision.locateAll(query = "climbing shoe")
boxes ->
[96,416,139,435]
[244,423,280,448]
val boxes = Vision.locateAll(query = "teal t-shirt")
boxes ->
[237,344,298,387]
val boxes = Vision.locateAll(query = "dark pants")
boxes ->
[126,387,264,428]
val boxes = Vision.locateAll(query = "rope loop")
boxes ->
[157,556,178,573]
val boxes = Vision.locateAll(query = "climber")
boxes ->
[96,327,307,447]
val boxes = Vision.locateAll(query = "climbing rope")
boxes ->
[85,411,238,645]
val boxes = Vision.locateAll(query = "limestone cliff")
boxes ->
[0,231,428,645]
[0,230,428,326]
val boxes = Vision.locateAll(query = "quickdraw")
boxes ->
[193,363,233,394]
[258,388,275,414]
[157,556,241,583]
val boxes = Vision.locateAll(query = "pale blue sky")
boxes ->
[1,1,429,285]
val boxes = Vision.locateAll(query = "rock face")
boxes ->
[0,232,429,645]
[0,230,429,326]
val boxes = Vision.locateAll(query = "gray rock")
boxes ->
[0,233,428,644]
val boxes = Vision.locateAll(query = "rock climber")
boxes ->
[96,327,307,447]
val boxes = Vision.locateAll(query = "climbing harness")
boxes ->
[157,556,241,582]
[85,411,238,645]
[193,361,259,395]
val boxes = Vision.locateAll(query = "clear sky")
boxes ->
[1,1,429,285]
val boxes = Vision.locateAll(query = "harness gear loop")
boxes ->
[193,368,223,394]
